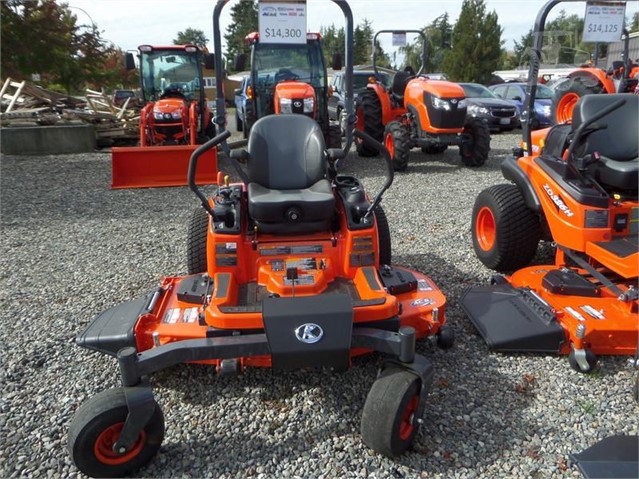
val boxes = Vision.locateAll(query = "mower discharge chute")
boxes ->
[67,2,451,476]
[111,44,217,189]
[356,30,490,171]
[462,0,638,374]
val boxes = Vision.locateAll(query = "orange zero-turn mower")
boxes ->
[67,3,451,476]
[111,44,218,189]
[461,8,638,374]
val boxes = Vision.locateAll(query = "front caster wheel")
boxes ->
[436,325,454,349]
[361,367,422,457]
[568,348,598,374]
[68,388,165,478]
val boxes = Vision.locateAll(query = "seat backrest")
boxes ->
[247,115,326,190]
[392,71,411,98]
[572,93,638,162]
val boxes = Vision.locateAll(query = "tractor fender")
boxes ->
[567,68,615,94]
[501,156,541,212]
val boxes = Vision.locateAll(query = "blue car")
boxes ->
[489,82,554,129]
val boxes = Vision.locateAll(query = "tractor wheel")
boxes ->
[356,89,384,157]
[68,388,165,478]
[471,184,541,272]
[235,111,243,132]
[459,118,491,167]
[361,367,422,457]
[384,121,410,172]
[187,207,209,274]
[325,124,342,149]
[552,77,604,124]
[568,348,598,374]
[374,205,392,266]
[421,144,448,154]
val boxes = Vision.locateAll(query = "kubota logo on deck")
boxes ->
[542,184,574,217]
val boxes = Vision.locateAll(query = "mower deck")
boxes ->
[79,264,446,369]
[462,263,638,356]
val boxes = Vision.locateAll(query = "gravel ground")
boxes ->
[1,130,637,478]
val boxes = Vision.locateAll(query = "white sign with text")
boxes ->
[259,1,307,44]
[582,1,626,43]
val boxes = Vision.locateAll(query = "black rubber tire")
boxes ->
[361,368,422,457]
[356,89,384,157]
[187,207,209,274]
[374,205,392,266]
[421,144,448,154]
[325,124,342,149]
[459,118,491,167]
[436,325,454,349]
[68,388,165,478]
[384,121,411,172]
[568,348,598,374]
[551,77,604,124]
[235,111,243,132]
[471,184,541,272]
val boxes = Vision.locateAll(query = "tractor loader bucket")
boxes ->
[111,145,218,189]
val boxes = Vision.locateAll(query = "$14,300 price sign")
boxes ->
[259,1,307,44]
[582,1,626,43]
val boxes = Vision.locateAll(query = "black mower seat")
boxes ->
[247,114,335,235]
[573,93,639,191]
[391,71,412,105]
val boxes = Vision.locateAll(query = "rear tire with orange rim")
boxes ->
[552,77,604,124]
[68,388,165,478]
[471,184,541,272]
[360,367,422,457]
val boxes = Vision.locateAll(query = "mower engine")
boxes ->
[274,81,317,118]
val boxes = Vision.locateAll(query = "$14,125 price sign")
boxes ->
[582,1,626,43]
[259,1,307,44]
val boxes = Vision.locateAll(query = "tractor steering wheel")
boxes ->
[161,86,187,100]
[275,68,299,83]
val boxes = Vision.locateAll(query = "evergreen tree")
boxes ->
[224,0,258,71]
[174,28,209,48]
[441,0,503,83]
[320,24,346,66]
[400,14,453,73]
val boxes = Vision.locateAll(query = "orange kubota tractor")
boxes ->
[111,44,218,188]
[233,31,342,148]
[356,30,490,171]
[462,0,638,374]
[553,29,639,123]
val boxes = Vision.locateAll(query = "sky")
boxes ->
[65,0,638,55]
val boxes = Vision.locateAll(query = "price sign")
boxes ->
[259,1,307,44]
[392,32,407,47]
[582,1,626,42]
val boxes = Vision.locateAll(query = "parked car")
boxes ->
[328,70,391,134]
[489,82,553,129]
[234,76,252,138]
[458,82,519,132]
[112,89,137,107]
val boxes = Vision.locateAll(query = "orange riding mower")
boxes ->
[67,114,452,478]
[462,92,638,373]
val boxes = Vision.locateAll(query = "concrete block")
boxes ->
[1,124,96,155]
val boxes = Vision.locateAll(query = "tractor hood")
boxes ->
[274,80,315,99]
[153,98,187,116]
[406,77,466,99]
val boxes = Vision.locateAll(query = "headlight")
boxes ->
[467,104,489,115]
[171,110,182,120]
[431,96,451,111]
[279,98,292,114]
[457,99,467,109]
[303,97,314,113]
